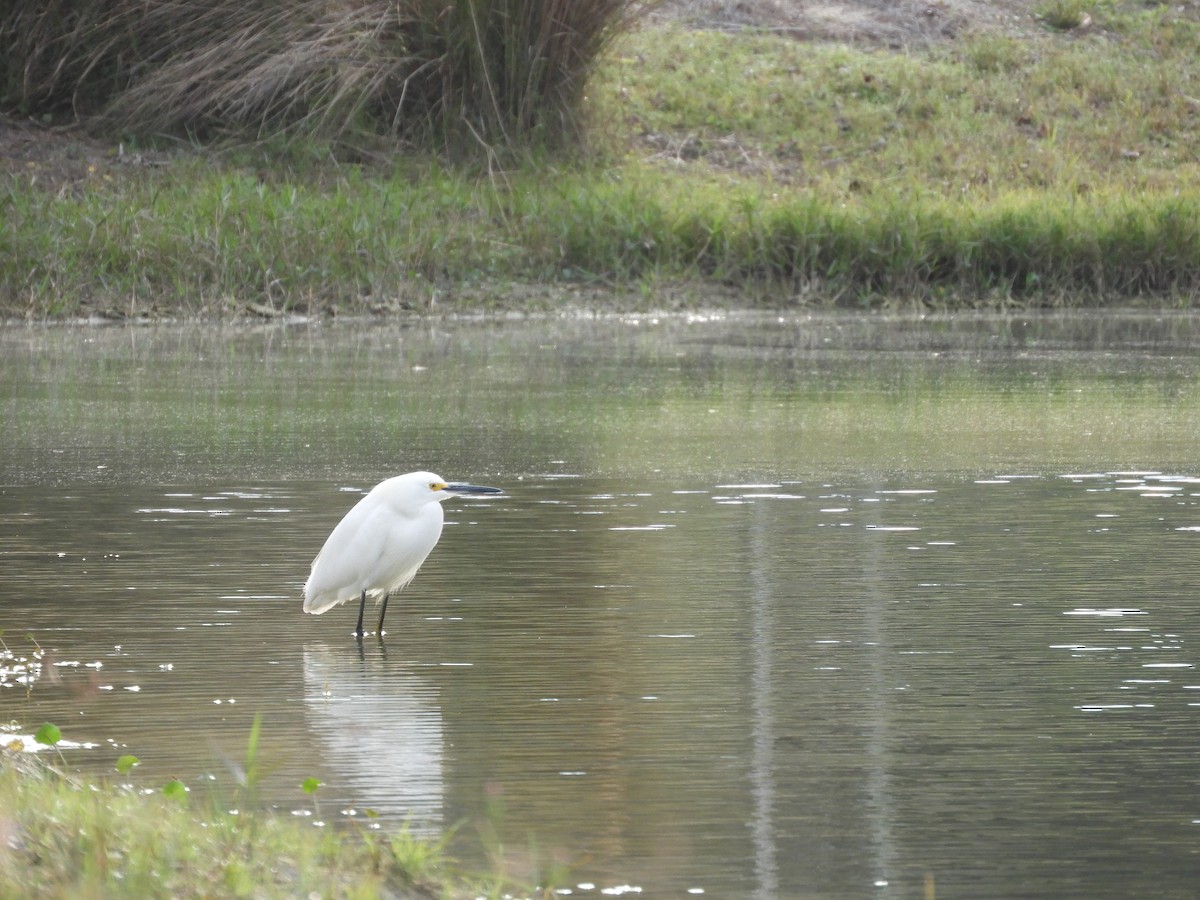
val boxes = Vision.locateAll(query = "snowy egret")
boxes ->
[303,471,502,639]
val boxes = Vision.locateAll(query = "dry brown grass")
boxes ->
[0,0,656,149]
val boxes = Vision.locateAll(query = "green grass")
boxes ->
[0,722,539,899]
[2,1,1200,315]
[0,760,441,897]
[1038,0,1093,31]
[596,12,1200,201]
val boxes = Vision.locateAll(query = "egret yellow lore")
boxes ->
[303,471,502,638]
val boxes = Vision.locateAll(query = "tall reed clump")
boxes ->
[0,0,120,116]
[0,0,653,151]
[403,0,651,150]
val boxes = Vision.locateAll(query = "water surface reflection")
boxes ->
[5,317,1200,897]
[303,644,445,830]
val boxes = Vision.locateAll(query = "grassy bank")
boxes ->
[2,2,1200,316]
[0,763,427,898]
[0,732,524,899]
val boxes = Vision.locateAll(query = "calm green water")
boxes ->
[5,314,1200,898]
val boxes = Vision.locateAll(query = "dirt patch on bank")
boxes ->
[0,116,171,187]
[657,0,1043,44]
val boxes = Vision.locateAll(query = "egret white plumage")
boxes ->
[303,471,502,638]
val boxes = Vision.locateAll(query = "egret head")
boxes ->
[401,471,503,506]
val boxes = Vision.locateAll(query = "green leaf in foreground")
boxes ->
[162,779,189,804]
[301,776,321,795]
[116,754,140,774]
[34,722,61,746]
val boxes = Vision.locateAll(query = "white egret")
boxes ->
[303,471,502,638]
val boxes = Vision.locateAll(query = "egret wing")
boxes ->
[304,499,392,613]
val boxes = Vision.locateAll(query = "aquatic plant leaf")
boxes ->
[34,722,61,746]
[116,754,140,774]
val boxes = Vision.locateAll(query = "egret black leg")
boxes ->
[376,592,390,637]
[355,589,367,639]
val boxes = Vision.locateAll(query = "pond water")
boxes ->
[4,313,1200,898]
